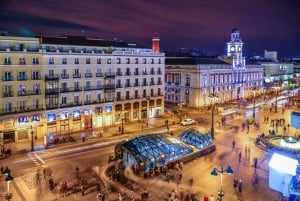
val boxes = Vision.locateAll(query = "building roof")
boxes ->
[121,134,193,164]
[177,128,214,149]
[165,57,230,65]
[38,35,146,48]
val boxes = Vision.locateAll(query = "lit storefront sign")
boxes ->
[105,105,113,113]
[47,113,56,122]
[95,107,102,114]
[84,110,91,116]
[18,116,28,125]
[31,114,40,122]
[60,112,68,120]
[73,110,81,119]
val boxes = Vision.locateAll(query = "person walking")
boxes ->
[81,183,85,196]
[238,179,243,192]
[233,178,238,188]
[209,194,215,201]
[238,151,242,162]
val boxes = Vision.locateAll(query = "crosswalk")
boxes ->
[27,153,45,166]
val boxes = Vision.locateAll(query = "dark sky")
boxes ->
[1,0,299,57]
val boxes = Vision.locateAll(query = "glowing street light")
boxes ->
[252,84,257,122]
[209,87,218,139]
[211,165,233,201]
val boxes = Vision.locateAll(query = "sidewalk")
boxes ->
[0,115,180,201]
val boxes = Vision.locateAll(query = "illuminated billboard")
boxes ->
[291,112,300,129]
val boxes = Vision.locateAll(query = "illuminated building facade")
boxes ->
[0,35,164,144]
[165,28,264,107]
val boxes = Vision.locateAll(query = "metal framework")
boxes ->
[177,128,213,149]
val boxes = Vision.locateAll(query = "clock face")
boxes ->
[230,46,235,51]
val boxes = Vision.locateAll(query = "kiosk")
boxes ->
[269,153,300,198]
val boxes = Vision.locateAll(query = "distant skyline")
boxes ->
[1,0,299,57]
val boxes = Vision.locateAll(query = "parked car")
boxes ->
[180,118,195,126]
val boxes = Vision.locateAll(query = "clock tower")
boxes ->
[227,28,245,68]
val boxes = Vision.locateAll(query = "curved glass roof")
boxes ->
[122,134,193,165]
[177,128,213,149]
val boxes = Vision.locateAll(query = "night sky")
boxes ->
[0,0,299,57]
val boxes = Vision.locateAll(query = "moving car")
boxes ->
[180,118,195,126]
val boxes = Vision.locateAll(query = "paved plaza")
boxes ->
[0,101,297,201]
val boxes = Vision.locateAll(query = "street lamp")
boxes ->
[121,118,124,134]
[211,165,233,201]
[210,87,217,139]
[274,87,280,113]
[3,167,13,201]
[252,85,257,122]
[30,125,34,151]
[292,83,296,106]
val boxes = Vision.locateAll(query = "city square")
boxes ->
[1,95,300,201]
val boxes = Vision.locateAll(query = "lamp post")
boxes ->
[121,118,124,134]
[30,125,34,151]
[252,85,256,122]
[210,87,217,139]
[292,84,295,106]
[211,165,233,201]
[3,167,13,201]
[274,87,279,113]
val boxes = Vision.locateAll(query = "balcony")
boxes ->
[60,87,82,93]
[134,83,140,87]
[125,83,132,88]
[125,72,131,76]
[45,88,59,95]
[0,105,44,116]
[2,76,13,81]
[96,72,104,77]
[61,74,70,79]
[116,72,122,76]
[45,74,59,80]
[116,84,123,89]
[84,100,92,105]
[4,61,11,65]
[2,91,14,97]
[142,82,148,86]
[105,98,115,102]
[17,75,28,81]
[73,74,81,78]
[85,73,93,78]
[17,90,41,96]
[60,102,82,108]
[157,71,162,75]
[31,75,41,80]
[142,71,148,75]
[105,72,115,78]
[83,85,104,91]
[134,71,140,75]
[105,84,115,90]
[150,70,155,75]
[46,104,59,109]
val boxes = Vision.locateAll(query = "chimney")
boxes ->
[152,32,160,53]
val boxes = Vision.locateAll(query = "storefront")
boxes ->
[133,102,139,120]
[71,110,81,131]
